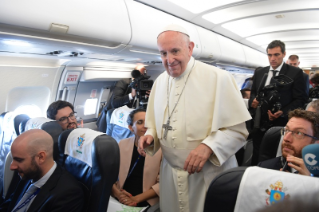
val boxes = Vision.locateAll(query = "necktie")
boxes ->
[272,70,279,78]
[12,184,39,212]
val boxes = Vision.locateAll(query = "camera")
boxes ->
[129,69,154,108]
[254,74,293,131]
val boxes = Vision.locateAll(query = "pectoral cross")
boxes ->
[162,119,172,139]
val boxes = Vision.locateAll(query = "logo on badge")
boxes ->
[76,134,85,154]
[265,180,289,205]
[304,153,317,166]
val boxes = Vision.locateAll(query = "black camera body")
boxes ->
[129,73,153,91]
[254,74,293,131]
[256,84,282,115]
[129,69,154,108]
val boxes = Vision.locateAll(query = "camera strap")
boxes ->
[162,61,196,140]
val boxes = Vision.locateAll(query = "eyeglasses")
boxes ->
[58,112,77,124]
[281,128,318,140]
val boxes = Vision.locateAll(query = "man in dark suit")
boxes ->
[287,54,309,96]
[109,65,146,109]
[258,109,319,176]
[0,129,84,212]
[249,40,307,165]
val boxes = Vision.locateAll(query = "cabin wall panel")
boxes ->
[0,66,63,114]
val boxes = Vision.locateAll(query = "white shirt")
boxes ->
[265,61,285,86]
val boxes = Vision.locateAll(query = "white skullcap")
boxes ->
[157,24,189,38]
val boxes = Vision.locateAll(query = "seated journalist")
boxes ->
[47,100,78,130]
[258,109,319,176]
[0,129,84,212]
[111,108,161,207]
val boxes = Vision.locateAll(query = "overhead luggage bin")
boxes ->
[243,46,263,67]
[123,0,201,62]
[0,0,131,56]
[195,26,222,63]
[216,34,246,66]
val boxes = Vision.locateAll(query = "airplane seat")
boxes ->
[13,114,30,136]
[58,128,119,212]
[0,112,9,143]
[106,106,134,142]
[203,167,248,212]
[236,138,253,166]
[2,151,20,201]
[258,126,283,163]
[96,105,108,133]
[0,112,16,202]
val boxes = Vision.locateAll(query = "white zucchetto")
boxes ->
[157,24,189,38]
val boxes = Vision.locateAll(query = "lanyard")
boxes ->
[127,155,141,179]
[12,188,41,212]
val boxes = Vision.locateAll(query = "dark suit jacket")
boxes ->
[249,63,307,126]
[302,72,310,96]
[258,156,283,171]
[109,78,133,109]
[0,165,84,212]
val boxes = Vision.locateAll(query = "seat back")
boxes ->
[106,107,134,142]
[259,126,282,163]
[58,128,119,212]
[13,114,30,136]
[2,151,20,200]
[22,117,63,164]
[204,167,248,212]
[0,112,16,197]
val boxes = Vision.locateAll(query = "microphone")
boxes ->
[131,69,141,78]
[302,144,319,177]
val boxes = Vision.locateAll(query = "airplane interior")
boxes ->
[1,0,319,211]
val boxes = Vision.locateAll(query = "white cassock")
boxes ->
[145,57,251,212]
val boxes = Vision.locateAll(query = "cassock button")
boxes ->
[174,110,178,113]
[173,145,176,148]
[176,93,179,96]
[173,119,177,122]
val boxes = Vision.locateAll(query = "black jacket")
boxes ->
[249,63,307,126]
[0,165,85,212]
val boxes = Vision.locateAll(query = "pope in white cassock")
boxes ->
[138,24,251,212]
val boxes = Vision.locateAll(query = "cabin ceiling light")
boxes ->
[2,40,31,46]
[129,49,160,55]
[167,0,244,14]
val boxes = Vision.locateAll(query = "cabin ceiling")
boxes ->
[137,0,319,68]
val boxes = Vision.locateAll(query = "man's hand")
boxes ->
[131,88,136,98]
[268,110,283,121]
[145,90,151,98]
[138,135,154,157]
[251,98,259,108]
[286,155,311,176]
[184,144,213,174]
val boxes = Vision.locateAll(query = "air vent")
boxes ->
[50,23,69,34]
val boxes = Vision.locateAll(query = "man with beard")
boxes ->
[258,109,319,176]
[47,100,78,130]
[0,129,84,212]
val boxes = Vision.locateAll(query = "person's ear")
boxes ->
[37,151,46,164]
[128,125,133,132]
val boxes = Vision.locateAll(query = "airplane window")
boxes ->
[14,104,42,118]
[84,99,98,115]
